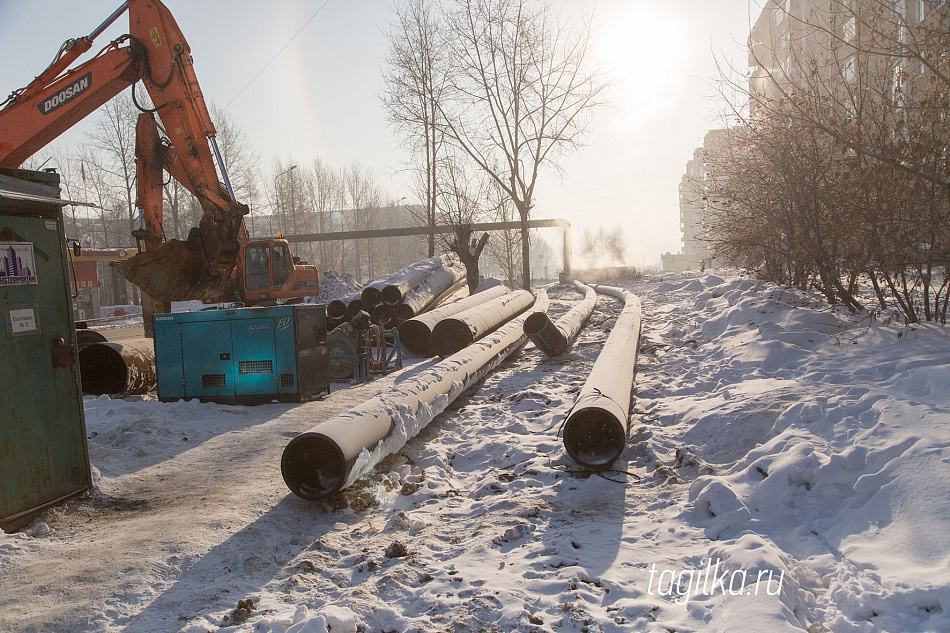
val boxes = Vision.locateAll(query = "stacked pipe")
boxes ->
[328,254,463,331]
[524,281,597,356]
[562,285,642,469]
[397,283,511,357]
[281,290,550,500]
[393,261,467,322]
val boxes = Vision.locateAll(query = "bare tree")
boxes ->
[436,154,494,291]
[383,0,450,256]
[709,0,950,322]
[84,93,138,235]
[434,0,608,289]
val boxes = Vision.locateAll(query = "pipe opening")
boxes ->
[79,344,129,395]
[281,433,347,500]
[380,285,404,305]
[563,407,626,469]
[431,319,475,357]
[360,287,381,306]
[397,320,433,357]
[327,299,347,320]
[523,311,550,336]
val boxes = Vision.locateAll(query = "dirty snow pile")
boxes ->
[0,270,948,633]
[309,270,361,305]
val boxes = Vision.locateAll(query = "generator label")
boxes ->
[0,243,38,285]
[9,307,37,334]
[37,72,92,115]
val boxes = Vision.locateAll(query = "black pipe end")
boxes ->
[78,343,128,396]
[524,311,568,356]
[394,303,415,322]
[397,320,432,357]
[563,407,626,469]
[281,433,348,500]
[361,287,381,306]
[431,319,474,357]
[327,300,347,320]
[346,299,367,318]
[380,285,403,305]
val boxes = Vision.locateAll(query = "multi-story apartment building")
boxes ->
[666,0,948,273]
[664,130,728,272]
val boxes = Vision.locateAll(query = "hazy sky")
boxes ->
[0,0,760,268]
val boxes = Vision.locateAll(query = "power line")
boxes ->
[225,0,333,109]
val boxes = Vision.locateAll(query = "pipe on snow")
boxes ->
[524,281,596,356]
[281,291,550,500]
[78,338,157,397]
[562,285,642,469]
[397,284,510,357]
[431,289,535,357]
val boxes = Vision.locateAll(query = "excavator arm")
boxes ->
[0,0,247,302]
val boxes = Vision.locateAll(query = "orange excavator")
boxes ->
[0,0,319,322]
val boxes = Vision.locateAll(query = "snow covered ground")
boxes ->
[1,270,948,632]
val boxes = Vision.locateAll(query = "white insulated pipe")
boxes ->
[281,291,550,500]
[524,281,596,356]
[397,284,510,357]
[562,285,642,469]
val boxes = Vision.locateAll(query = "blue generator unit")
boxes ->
[153,304,329,404]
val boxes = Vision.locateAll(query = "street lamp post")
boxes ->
[274,164,297,240]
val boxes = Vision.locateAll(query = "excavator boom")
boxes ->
[0,0,247,303]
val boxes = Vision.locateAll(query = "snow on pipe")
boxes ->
[524,281,597,356]
[397,284,510,357]
[562,285,642,469]
[431,290,536,357]
[281,290,550,500]
[381,253,458,305]
[78,338,157,397]
[361,254,453,306]
[393,263,467,322]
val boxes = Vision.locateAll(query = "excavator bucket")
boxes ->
[112,238,235,302]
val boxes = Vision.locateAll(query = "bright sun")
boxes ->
[593,4,685,122]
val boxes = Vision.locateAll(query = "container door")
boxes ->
[232,317,277,397]
[181,320,234,399]
[0,212,90,527]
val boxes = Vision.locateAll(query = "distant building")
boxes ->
[664,130,728,272]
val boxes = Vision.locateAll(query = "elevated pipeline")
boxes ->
[524,281,596,356]
[78,338,157,397]
[397,284,510,357]
[562,285,642,469]
[282,291,550,500]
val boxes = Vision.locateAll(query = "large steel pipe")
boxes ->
[393,263,467,322]
[397,284,510,357]
[431,289,535,357]
[78,338,157,397]
[563,285,642,469]
[380,253,457,305]
[282,291,550,499]
[524,281,596,356]
[328,292,359,321]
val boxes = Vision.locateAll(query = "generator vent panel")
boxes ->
[202,374,227,389]
[239,360,273,375]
